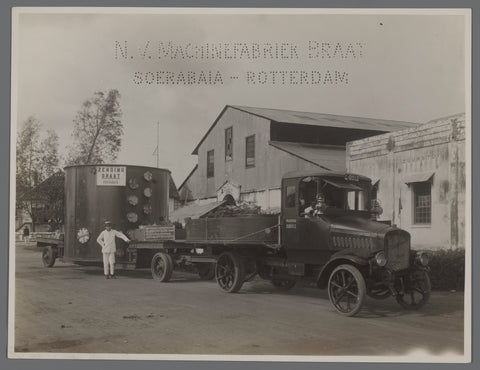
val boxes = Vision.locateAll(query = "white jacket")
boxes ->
[96,229,130,253]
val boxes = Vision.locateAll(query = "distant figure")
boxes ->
[96,221,130,279]
[23,226,30,242]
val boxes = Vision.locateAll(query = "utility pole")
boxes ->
[152,121,160,168]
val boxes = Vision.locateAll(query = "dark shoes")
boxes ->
[105,275,110,279]
[110,274,117,279]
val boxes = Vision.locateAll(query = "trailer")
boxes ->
[147,170,431,317]
[37,164,215,279]
[37,236,64,267]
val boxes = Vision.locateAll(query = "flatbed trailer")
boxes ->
[37,237,65,267]
[36,234,218,280]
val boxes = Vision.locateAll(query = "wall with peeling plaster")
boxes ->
[347,113,466,250]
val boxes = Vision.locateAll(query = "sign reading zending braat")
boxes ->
[96,166,126,186]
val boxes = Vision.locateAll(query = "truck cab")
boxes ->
[276,170,430,316]
[281,170,376,264]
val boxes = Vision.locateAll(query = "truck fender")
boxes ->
[316,254,369,289]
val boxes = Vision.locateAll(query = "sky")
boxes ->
[13,9,468,185]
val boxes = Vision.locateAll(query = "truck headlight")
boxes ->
[375,251,387,267]
[416,252,429,266]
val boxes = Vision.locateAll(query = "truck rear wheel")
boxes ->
[328,264,366,317]
[42,246,56,267]
[215,251,245,293]
[151,252,173,282]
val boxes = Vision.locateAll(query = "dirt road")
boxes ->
[13,243,464,356]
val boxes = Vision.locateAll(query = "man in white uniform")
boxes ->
[96,221,130,279]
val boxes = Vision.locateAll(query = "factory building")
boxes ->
[175,105,418,220]
[346,113,466,250]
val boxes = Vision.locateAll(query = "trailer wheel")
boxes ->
[327,264,366,317]
[151,252,173,282]
[42,246,56,267]
[197,263,215,280]
[271,279,296,291]
[215,251,245,293]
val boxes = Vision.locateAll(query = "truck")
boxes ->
[148,170,431,317]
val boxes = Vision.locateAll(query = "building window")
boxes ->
[413,182,431,224]
[245,135,255,168]
[225,127,233,161]
[207,150,214,178]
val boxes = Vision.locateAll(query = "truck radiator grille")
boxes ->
[385,231,410,271]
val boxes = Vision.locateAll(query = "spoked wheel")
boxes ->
[42,246,56,267]
[151,252,173,282]
[367,284,392,300]
[395,270,431,310]
[197,263,216,280]
[215,251,245,293]
[271,279,296,291]
[328,264,366,317]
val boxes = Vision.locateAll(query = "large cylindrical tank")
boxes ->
[64,164,170,263]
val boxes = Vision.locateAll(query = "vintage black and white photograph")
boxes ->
[9,8,471,362]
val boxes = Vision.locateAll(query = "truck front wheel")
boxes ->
[151,252,173,282]
[327,264,366,317]
[215,251,245,293]
[42,246,56,267]
[395,270,431,310]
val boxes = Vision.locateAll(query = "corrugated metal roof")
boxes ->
[192,105,419,154]
[269,141,346,172]
[169,200,225,223]
[169,177,179,199]
[232,105,419,131]
[178,164,198,192]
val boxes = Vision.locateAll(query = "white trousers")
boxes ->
[103,252,115,275]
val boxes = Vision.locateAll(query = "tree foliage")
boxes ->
[40,129,60,178]
[33,171,65,232]
[16,117,60,231]
[16,116,41,194]
[66,89,123,165]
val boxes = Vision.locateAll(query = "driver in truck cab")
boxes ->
[303,201,317,217]
[303,193,327,217]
